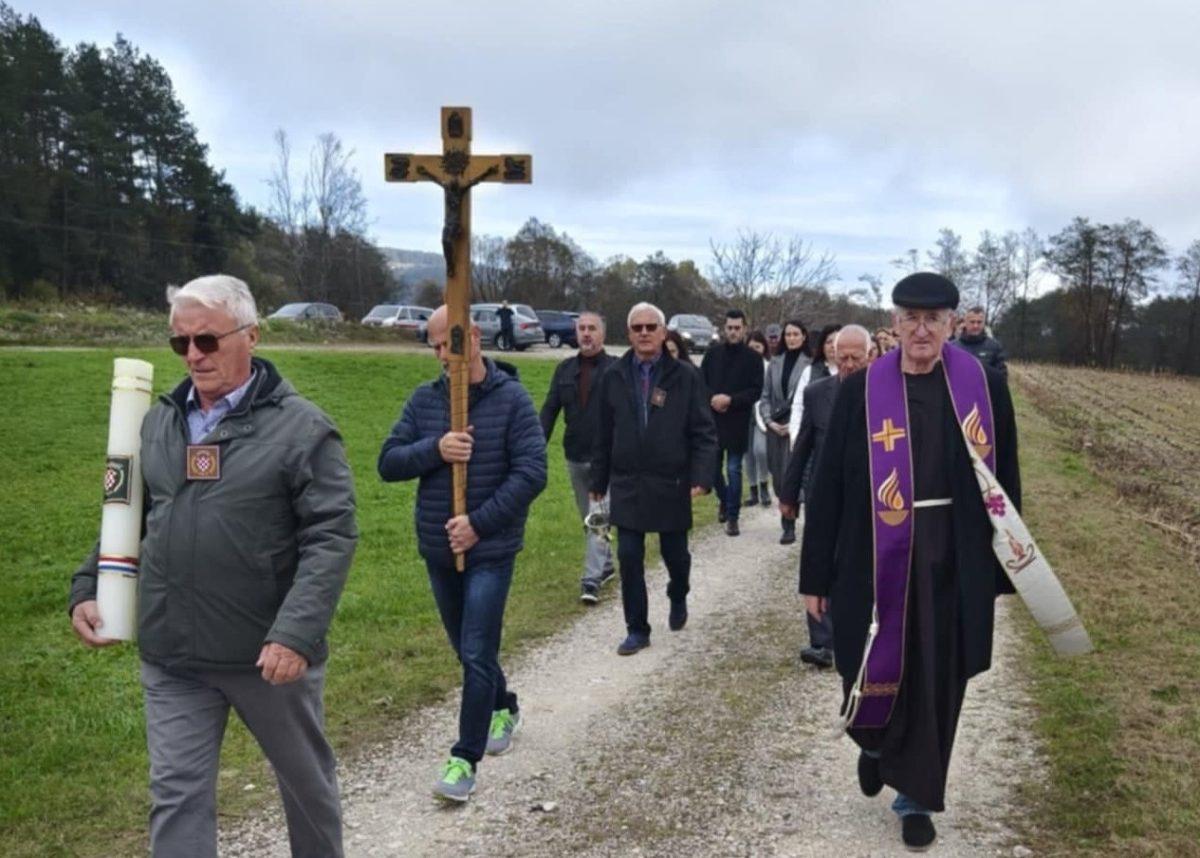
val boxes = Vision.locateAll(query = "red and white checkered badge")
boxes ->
[186,445,221,481]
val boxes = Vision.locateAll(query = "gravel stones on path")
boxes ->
[221,504,1041,857]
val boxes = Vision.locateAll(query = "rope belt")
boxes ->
[912,497,953,508]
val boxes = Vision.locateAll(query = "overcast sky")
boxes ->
[21,0,1200,291]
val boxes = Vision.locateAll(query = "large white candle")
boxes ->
[96,358,154,641]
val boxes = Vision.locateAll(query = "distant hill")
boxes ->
[379,248,445,301]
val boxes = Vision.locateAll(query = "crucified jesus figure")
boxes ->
[416,165,499,278]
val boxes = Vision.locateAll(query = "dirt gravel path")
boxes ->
[222,503,1040,857]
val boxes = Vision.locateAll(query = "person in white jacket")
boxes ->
[788,323,841,446]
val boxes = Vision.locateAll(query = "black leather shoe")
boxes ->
[668,599,688,631]
[800,646,833,669]
[725,519,740,536]
[717,503,727,523]
[747,486,760,506]
[779,529,796,545]
[901,814,936,852]
[857,751,884,797]
[760,483,771,507]
[616,634,650,656]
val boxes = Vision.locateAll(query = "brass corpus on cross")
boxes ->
[385,107,532,571]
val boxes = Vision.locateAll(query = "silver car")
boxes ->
[361,304,434,330]
[470,303,544,351]
[667,313,718,353]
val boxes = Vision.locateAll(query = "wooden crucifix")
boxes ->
[385,106,532,571]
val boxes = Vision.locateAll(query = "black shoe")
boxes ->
[800,646,833,669]
[760,483,771,507]
[901,814,936,852]
[717,503,727,523]
[617,634,650,656]
[668,599,688,631]
[747,486,759,506]
[857,751,884,797]
[580,583,599,605]
[725,519,740,537]
[779,528,796,545]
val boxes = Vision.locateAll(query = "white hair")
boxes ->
[167,275,259,327]
[626,302,665,327]
[834,324,872,352]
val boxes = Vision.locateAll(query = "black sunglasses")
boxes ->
[169,323,253,356]
[630,323,660,333]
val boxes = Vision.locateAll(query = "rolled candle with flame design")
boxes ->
[963,403,988,446]
[876,467,905,511]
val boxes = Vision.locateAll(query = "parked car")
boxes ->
[667,313,718,353]
[470,303,544,350]
[361,304,434,336]
[267,302,344,322]
[535,310,580,348]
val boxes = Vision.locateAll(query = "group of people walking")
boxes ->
[69,271,1017,855]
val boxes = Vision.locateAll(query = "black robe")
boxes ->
[799,363,1020,811]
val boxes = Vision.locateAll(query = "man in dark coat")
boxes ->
[955,306,1008,377]
[496,300,516,351]
[378,305,547,803]
[590,302,718,655]
[799,273,1020,852]
[699,309,764,536]
[780,324,872,669]
[540,311,618,604]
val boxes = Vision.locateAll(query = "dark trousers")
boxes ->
[616,527,691,637]
[807,599,834,650]
[425,559,519,765]
[713,447,745,520]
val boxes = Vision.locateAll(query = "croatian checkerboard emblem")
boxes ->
[103,455,132,504]
[186,445,221,480]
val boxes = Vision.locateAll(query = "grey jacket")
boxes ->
[70,358,357,671]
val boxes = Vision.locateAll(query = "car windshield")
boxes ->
[675,315,710,327]
[366,305,399,318]
[273,303,309,318]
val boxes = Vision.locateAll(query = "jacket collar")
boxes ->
[166,356,287,415]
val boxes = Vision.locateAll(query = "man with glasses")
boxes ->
[799,273,1021,852]
[70,275,357,858]
[590,302,717,655]
[539,312,618,604]
[700,309,764,536]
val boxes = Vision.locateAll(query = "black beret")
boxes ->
[892,272,959,310]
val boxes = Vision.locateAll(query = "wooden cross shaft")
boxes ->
[384,107,532,571]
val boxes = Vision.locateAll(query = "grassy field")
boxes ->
[1010,367,1200,855]
[0,346,650,857]
[0,303,415,347]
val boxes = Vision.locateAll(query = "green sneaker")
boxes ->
[485,708,521,756]
[433,756,475,802]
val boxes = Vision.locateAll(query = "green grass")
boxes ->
[0,303,413,347]
[0,347,600,857]
[1011,386,1200,856]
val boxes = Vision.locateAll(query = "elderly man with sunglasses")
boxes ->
[69,275,357,858]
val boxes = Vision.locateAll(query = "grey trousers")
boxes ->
[140,660,343,858]
[566,458,614,586]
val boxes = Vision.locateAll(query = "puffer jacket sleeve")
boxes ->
[267,415,358,663]
[378,392,444,482]
[468,385,548,538]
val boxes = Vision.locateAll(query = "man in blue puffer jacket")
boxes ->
[378,305,547,803]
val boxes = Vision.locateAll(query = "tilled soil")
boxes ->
[221,504,1040,857]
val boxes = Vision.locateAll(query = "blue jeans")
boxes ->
[713,448,745,520]
[425,559,518,765]
[862,750,934,817]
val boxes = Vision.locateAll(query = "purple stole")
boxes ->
[851,344,995,729]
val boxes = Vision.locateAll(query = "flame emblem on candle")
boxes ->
[963,403,993,459]
[876,467,908,526]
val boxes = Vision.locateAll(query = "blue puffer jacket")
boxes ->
[378,359,547,568]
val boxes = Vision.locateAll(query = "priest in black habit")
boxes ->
[799,272,1021,852]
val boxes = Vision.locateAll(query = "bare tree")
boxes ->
[970,229,1018,320]
[1013,228,1044,355]
[891,248,920,274]
[926,228,972,289]
[776,235,837,316]
[850,273,884,310]
[471,234,509,302]
[305,132,367,238]
[708,229,781,306]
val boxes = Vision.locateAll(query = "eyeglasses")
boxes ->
[169,323,253,356]
[630,323,660,333]
[896,312,949,332]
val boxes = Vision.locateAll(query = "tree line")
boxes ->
[0,5,391,317]
[901,222,1200,375]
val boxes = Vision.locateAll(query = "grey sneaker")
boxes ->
[433,756,475,802]
[485,708,521,755]
[580,583,599,604]
[599,567,616,587]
